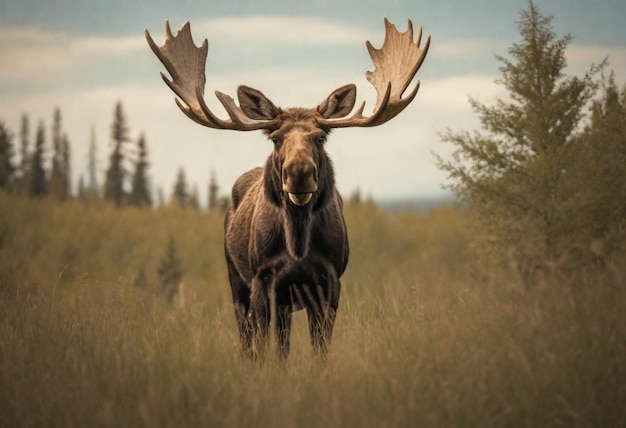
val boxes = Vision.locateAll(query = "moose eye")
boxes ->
[271,137,280,145]
[318,134,327,144]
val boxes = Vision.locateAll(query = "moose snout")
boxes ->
[282,159,318,192]
[282,158,318,205]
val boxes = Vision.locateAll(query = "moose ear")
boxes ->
[237,86,279,120]
[317,84,357,119]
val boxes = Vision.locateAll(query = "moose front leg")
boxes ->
[226,256,255,359]
[250,278,270,361]
[276,305,293,360]
[303,277,341,358]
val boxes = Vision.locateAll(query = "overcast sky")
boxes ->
[1,0,625,203]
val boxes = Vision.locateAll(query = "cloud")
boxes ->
[0,16,375,87]
[434,38,507,58]
[0,27,144,82]
[566,43,626,80]
[188,16,372,46]
[419,74,503,110]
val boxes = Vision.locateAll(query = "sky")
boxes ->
[1,0,625,204]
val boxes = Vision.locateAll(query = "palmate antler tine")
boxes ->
[145,21,277,131]
[319,18,430,129]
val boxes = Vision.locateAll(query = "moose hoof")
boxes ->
[288,193,313,205]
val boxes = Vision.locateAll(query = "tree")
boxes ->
[30,121,47,197]
[171,167,189,207]
[437,1,603,285]
[188,184,200,210]
[129,133,152,207]
[15,114,31,194]
[49,108,71,201]
[207,171,219,211]
[19,115,30,174]
[49,107,66,200]
[104,101,130,207]
[570,73,626,269]
[0,121,14,190]
[157,236,184,302]
[86,126,100,199]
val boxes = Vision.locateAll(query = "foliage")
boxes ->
[104,101,130,207]
[572,73,626,262]
[30,121,47,197]
[87,126,99,194]
[437,1,616,285]
[171,167,191,208]
[157,235,184,302]
[207,171,219,211]
[129,133,152,207]
[49,107,72,201]
[0,193,624,427]
[0,121,14,189]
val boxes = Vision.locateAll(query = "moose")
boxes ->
[145,18,430,359]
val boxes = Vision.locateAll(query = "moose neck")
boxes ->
[263,153,335,260]
[283,203,314,259]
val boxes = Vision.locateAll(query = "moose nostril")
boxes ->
[283,160,318,190]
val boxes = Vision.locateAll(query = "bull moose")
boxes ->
[145,18,430,359]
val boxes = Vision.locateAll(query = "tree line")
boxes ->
[0,101,224,210]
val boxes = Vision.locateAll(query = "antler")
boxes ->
[145,21,278,131]
[318,18,430,128]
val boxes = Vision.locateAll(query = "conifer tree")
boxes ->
[16,114,30,194]
[104,101,130,207]
[49,108,63,197]
[0,121,14,190]
[188,184,200,210]
[570,73,626,264]
[61,134,71,197]
[207,171,219,211]
[87,126,99,198]
[437,1,603,283]
[158,236,184,302]
[30,121,47,197]
[129,133,152,207]
[49,108,71,200]
[77,174,87,201]
[19,115,30,173]
[172,167,189,207]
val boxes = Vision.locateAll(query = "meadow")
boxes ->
[0,192,624,427]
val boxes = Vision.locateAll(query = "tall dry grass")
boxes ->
[0,192,624,427]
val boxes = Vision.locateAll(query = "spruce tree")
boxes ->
[171,167,189,207]
[30,122,47,197]
[87,126,99,199]
[61,134,71,197]
[157,236,184,302]
[188,184,200,210]
[129,133,152,207]
[437,1,603,284]
[571,74,626,267]
[0,121,14,190]
[207,171,219,211]
[104,101,130,207]
[49,108,64,198]
[17,114,30,194]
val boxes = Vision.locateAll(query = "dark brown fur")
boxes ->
[224,108,349,359]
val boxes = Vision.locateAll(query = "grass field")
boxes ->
[1,194,624,427]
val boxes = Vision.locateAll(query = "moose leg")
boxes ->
[250,278,271,361]
[304,277,341,357]
[226,257,254,358]
[276,305,293,360]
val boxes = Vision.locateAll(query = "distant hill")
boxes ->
[375,194,457,214]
